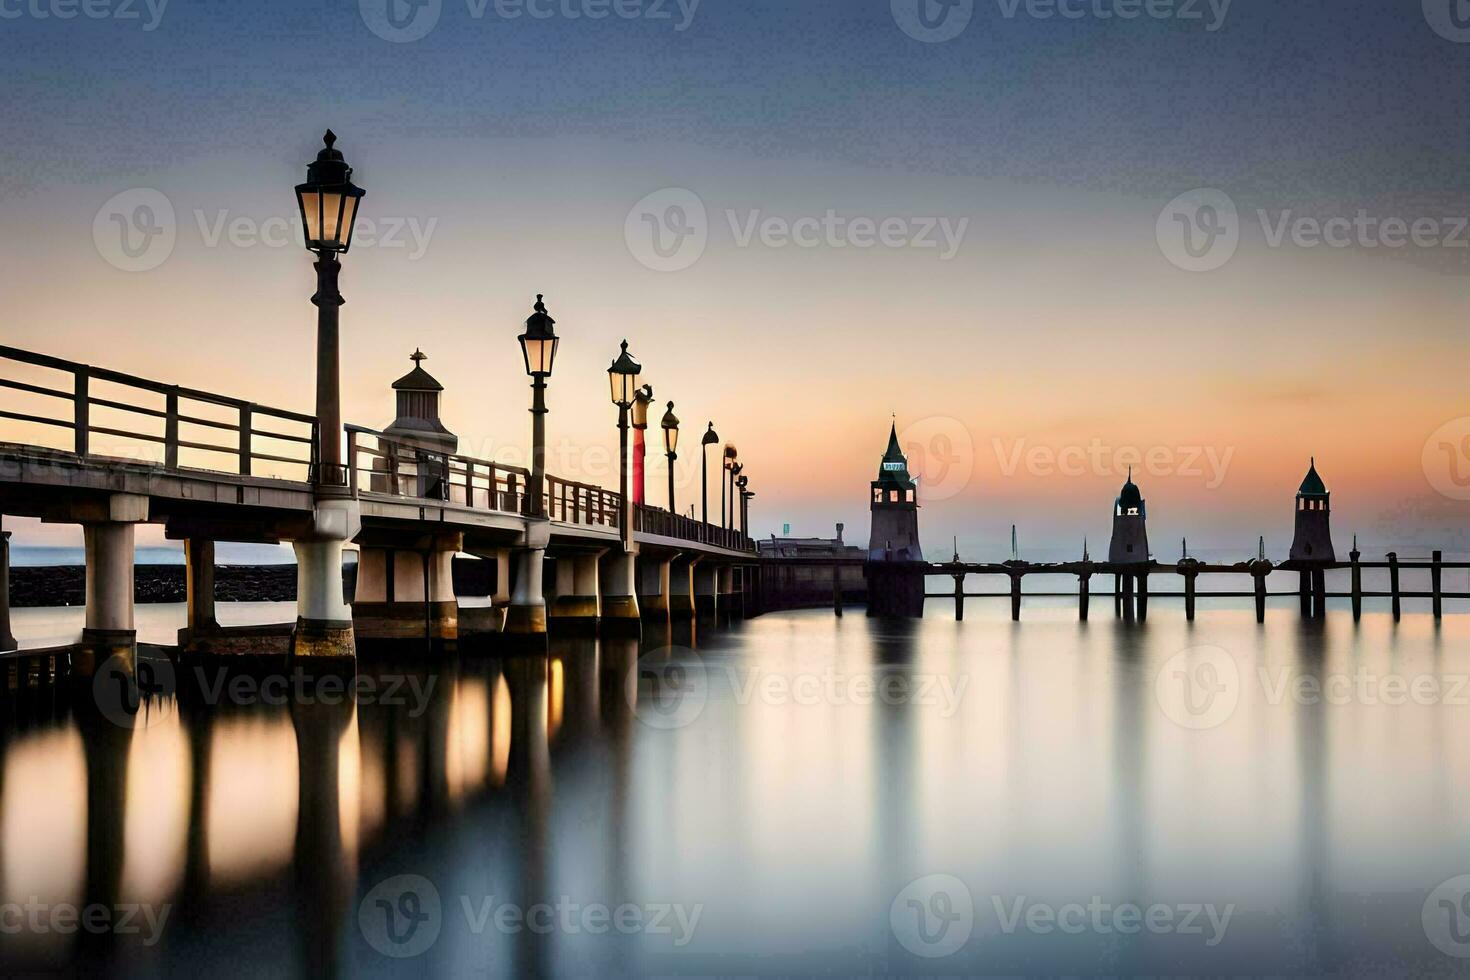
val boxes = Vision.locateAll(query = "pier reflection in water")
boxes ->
[3,603,1470,976]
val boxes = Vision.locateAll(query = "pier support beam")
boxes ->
[1120,574,1135,623]
[352,532,462,642]
[291,498,359,659]
[1311,568,1326,620]
[599,549,640,633]
[669,555,698,620]
[1009,573,1022,622]
[1,523,16,652]
[1182,570,1197,622]
[1350,546,1363,622]
[176,537,222,654]
[185,538,218,631]
[1077,573,1090,622]
[953,571,964,622]
[81,494,149,645]
[693,560,719,620]
[717,564,738,623]
[504,546,548,637]
[1136,573,1149,623]
[1299,569,1313,618]
[1388,552,1401,623]
[549,550,604,628]
[1251,566,1269,623]
[1432,550,1443,621]
[637,553,673,621]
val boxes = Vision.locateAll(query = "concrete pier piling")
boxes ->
[1432,550,1443,621]
[1350,543,1363,622]
[1388,552,1401,623]
[1,523,16,653]
[291,498,359,659]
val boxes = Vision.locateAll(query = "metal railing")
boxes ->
[636,503,754,552]
[346,426,620,528]
[544,473,621,527]
[0,344,754,551]
[0,345,316,479]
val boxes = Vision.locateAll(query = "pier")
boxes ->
[0,339,757,670]
[923,551,1468,624]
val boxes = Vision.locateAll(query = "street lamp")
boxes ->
[517,294,559,517]
[737,474,750,536]
[661,401,679,515]
[730,460,743,530]
[722,444,738,529]
[295,130,365,489]
[700,422,719,526]
[608,341,642,548]
[632,383,654,507]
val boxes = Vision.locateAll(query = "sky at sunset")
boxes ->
[3,0,1470,559]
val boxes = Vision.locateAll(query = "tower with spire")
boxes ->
[1107,468,1149,564]
[867,420,923,561]
[1289,458,1335,562]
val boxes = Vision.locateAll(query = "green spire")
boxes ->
[1298,457,1328,496]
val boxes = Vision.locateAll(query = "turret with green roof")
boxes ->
[1290,458,1335,562]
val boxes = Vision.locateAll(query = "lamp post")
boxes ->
[605,341,644,626]
[517,294,559,518]
[295,130,365,491]
[632,383,654,507]
[721,445,738,529]
[700,422,719,526]
[661,401,679,515]
[730,461,743,530]
[736,474,749,536]
[608,341,642,549]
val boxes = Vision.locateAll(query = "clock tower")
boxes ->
[867,421,923,561]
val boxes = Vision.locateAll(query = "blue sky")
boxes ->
[5,1,1469,204]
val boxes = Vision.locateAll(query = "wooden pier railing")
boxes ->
[0,345,317,480]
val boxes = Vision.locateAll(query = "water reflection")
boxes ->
[2,607,1470,976]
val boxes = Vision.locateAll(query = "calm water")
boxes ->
[3,601,1470,976]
